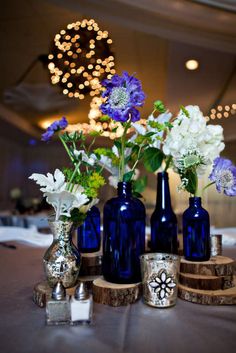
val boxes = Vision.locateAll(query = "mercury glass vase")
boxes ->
[43,220,81,288]
[183,197,210,262]
[102,181,146,284]
[150,172,178,254]
[77,206,101,253]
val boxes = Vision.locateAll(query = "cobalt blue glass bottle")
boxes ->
[183,197,210,261]
[102,182,146,284]
[150,172,178,254]
[77,206,101,253]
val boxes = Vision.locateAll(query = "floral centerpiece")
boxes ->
[29,117,105,287]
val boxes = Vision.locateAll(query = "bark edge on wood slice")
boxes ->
[180,256,235,276]
[178,277,236,305]
[80,250,103,276]
[92,277,142,307]
[179,272,234,290]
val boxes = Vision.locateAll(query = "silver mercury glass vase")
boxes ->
[43,220,81,288]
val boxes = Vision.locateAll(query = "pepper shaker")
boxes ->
[46,281,70,325]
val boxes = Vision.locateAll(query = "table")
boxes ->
[0,244,236,353]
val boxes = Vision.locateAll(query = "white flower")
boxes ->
[29,169,66,193]
[73,150,95,166]
[80,198,99,214]
[45,186,89,220]
[163,105,225,175]
[131,122,146,135]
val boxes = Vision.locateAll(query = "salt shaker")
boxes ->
[70,281,93,325]
[46,281,70,325]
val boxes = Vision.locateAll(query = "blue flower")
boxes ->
[209,157,236,196]
[100,71,145,123]
[42,117,68,142]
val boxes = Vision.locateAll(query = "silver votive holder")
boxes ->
[140,253,180,308]
[210,234,222,257]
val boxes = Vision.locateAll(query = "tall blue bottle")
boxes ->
[77,206,101,253]
[183,197,210,261]
[102,182,146,284]
[150,172,178,254]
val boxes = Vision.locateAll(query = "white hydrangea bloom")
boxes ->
[163,105,225,175]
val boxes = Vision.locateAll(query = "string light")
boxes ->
[208,103,236,120]
[48,19,115,99]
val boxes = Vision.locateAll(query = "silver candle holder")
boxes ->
[140,253,180,308]
[210,234,222,257]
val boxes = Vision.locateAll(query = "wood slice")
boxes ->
[92,277,141,307]
[33,281,77,308]
[178,277,236,305]
[179,272,234,291]
[180,256,235,276]
[80,250,103,276]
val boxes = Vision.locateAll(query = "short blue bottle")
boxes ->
[102,182,146,284]
[183,197,210,261]
[150,172,178,254]
[77,206,101,253]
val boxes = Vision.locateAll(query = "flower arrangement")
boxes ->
[29,117,105,223]
[93,71,149,194]
[131,101,236,197]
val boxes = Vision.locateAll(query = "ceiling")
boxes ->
[0,0,236,142]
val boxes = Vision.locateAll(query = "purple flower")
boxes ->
[209,157,236,196]
[100,71,145,123]
[42,117,68,142]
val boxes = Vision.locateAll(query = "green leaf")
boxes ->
[100,115,110,122]
[184,169,198,195]
[180,105,190,118]
[114,140,121,151]
[143,147,164,172]
[153,100,166,113]
[133,176,147,194]
[123,171,135,182]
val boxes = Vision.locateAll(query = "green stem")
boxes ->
[68,162,80,192]
[202,181,215,193]
[59,135,74,164]
[164,156,172,171]
[120,120,131,181]
[131,144,143,172]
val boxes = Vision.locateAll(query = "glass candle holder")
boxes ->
[210,234,222,257]
[140,253,180,308]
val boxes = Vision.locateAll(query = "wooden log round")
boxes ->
[178,277,236,305]
[92,277,141,307]
[80,251,103,276]
[179,272,234,291]
[180,256,235,276]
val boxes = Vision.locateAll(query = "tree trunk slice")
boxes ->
[92,277,141,307]
[179,272,234,291]
[178,277,236,305]
[80,251,103,276]
[180,256,235,276]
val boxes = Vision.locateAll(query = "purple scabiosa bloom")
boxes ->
[42,117,68,142]
[100,71,145,123]
[209,157,236,196]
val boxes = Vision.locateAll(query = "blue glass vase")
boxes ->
[183,197,210,261]
[150,172,178,254]
[77,206,101,253]
[102,182,146,284]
